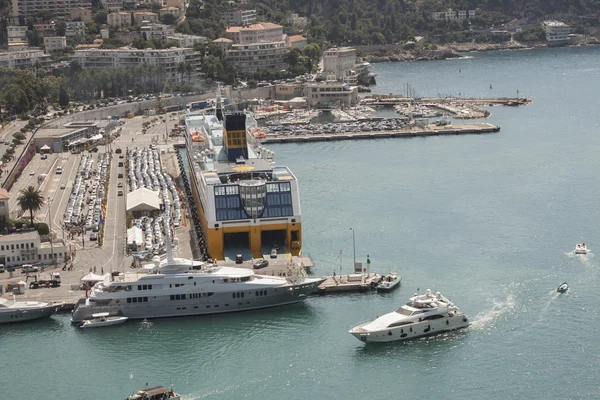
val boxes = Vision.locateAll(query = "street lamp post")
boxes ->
[350,227,356,272]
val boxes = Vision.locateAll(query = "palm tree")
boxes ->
[177,62,185,83]
[185,62,193,83]
[17,186,45,227]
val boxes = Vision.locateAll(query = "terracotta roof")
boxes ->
[0,188,8,200]
[213,38,233,43]
[226,26,242,33]
[288,35,306,42]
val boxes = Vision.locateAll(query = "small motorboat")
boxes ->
[575,243,587,255]
[79,312,128,329]
[557,282,569,293]
[126,385,181,400]
[376,272,402,292]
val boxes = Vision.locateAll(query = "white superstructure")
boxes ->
[71,255,324,322]
[349,289,469,343]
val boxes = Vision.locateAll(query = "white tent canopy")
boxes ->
[80,272,109,283]
[127,226,143,246]
[126,187,160,212]
[40,144,51,151]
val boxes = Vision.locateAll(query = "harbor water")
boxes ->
[3,46,600,399]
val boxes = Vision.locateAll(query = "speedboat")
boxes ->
[349,289,469,343]
[79,312,128,328]
[557,282,569,294]
[376,272,402,292]
[575,243,587,255]
[126,385,180,400]
[0,298,61,325]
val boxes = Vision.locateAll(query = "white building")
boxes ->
[0,49,52,68]
[0,231,68,267]
[305,81,359,108]
[166,33,208,48]
[140,23,175,40]
[107,11,131,27]
[99,0,122,11]
[9,0,92,18]
[44,36,67,53]
[7,26,27,44]
[226,22,284,45]
[322,47,358,82]
[286,13,307,30]
[0,189,9,218]
[431,8,475,21]
[221,9,257,26]
[543,21,570,46]
[70,47,202,83]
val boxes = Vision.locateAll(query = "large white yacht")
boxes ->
[71,243,325,322]
[349,289,469,343]
[0,298,61,324]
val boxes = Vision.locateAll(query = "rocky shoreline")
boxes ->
[364,36,600,63]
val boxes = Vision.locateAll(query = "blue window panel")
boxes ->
[216,210,228,220]
[216,197,227,209]
[282,206,293,216]
[281,193,292,205]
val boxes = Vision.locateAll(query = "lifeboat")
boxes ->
[191,129,205,142]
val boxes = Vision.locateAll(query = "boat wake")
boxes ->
[565,250,594,266]
[138,319,153,330]
[538,291,562,321]
[469,294,515,331]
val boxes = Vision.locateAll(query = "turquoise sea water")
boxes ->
[3,46,600,399]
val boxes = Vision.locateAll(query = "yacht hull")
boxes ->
[350,315,470,343]
[0,305,57,325]
[72,279,324,322]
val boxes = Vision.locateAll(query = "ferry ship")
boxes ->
[183,97,302,261]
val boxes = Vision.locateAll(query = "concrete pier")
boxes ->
[263,123,500,144]
[317,273,382,294]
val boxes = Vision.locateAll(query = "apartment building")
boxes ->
[322,47,359,82]
[226,22,284,45]
[107,11,131,27]
[33,23,56,37]
[225,41,290,74]
[10,0,92,18]
[431,8,475,21]
[44,36,67,53]
[70,47,202,83]
[221,9,257,26]
[7,25,27,44]
[70,7,92,22]
[0,231,68,267]
[305,81,359,108]
[212,37,233,54]
[134,11,159,24]
[0,49,52,68]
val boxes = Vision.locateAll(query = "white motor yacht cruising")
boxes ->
[349,289,469,343]
[575,243,587,255]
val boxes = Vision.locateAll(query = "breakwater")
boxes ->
[262,123,500,144]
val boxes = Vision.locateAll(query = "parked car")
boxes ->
[270,248,278,259]
[22,264,39,273]
[90,232,98,241]
[235,254,243,264]
[118,190,123,196]
[253,259,269,269]
[0,264,4,273]
[117,182,123,188]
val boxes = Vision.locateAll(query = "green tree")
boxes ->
[161,13,177,25]
[55,21,66,36]
[95,10,108,25]
[59,87,70,107]
[17,186,45,227]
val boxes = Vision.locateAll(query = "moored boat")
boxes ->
[557,282,569,293]
[79,312,129,328]
[0,298,61,325]
[575,243,587,255]
[126,385,181,400]
[349,289,469,343]
[376,272,401,292]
